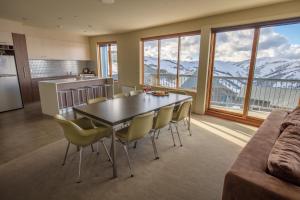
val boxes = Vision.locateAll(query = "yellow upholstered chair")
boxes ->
[113,93,126,99]
[129,90,143,96]
[87,96,107,104]
[170,100,193,146]
[54,115,112,183]
[116,111,156,177]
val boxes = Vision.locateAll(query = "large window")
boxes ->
[142,32,201,90]
[208,19,300,124]
[98,42,118,80]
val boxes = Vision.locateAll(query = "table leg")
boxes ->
[111,127,117,178]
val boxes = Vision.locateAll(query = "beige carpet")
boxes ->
[0,116,256,200]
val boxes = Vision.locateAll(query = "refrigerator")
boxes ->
[0,45,23,112]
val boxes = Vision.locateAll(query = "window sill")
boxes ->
[140,84,197,94]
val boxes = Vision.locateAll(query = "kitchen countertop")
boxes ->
[39,77,106,84]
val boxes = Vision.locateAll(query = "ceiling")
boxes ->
[0,0,291,36]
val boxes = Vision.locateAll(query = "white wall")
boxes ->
[0,18,90,60]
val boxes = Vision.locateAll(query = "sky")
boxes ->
[144,23,300,63]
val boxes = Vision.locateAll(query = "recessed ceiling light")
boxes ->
[83,30,87,32]
[101,0,115,4]
[88,25,93,28]
[21,17,28,21]
[57,25,63,29]
[57,17,63,20]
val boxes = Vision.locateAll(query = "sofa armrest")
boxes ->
[222,170,300,200]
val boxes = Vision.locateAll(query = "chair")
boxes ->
[54,115,112,183]
[152,104,177,146]
[170,100,193,146]
[115,111,156,177]
[129,90,143,96]
[113,93,126,99]
[87,96,107,105]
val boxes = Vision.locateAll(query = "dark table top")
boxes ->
[73,93,192,126]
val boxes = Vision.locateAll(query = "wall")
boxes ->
[0,18,90,60]
[88,1,300,114]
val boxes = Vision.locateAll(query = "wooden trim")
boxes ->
[157,40,161,86]
[205,32,216,112]
[243,28,260,116]
[141,30,201,41]
[212,16,300,33]
[176,37,181,88]
[141,41,145,84]
[97,41,117,45]
[140,84,197,94]
[108,44,112,77]
[96,45,101,77]
[206,109,263,127]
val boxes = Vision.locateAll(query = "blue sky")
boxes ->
[274,23,300,44]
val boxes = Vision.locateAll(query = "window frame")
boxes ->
[141,30,201,91]
[206,17,300,126]
[97,41,118,80]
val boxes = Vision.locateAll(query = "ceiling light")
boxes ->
[57,25,63,29]
[101,0,115,4]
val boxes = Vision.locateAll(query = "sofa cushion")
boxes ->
[267,125,300,186]
[280,107,300,132]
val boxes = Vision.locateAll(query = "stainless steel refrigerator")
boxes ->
[0,45,23,112]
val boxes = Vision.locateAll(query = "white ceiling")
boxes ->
[0,0,290,36]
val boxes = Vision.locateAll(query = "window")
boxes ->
[207,18,300,125]
[98,42,118,80]
[142,32,201,90]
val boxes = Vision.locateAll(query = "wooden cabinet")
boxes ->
[26,36,90,60]
[0,32,13,45]
[12,33,34,104]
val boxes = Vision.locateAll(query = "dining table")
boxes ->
[73,92,192,178]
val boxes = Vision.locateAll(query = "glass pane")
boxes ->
[100,45,109,78]
[144,40,158,85]
[111,44,118,80]
[159,37,178,88]
[179,35,200,90]
[210,29,255,113]
[249,23,300,118]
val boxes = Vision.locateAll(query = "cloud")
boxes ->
[215,27,300,62]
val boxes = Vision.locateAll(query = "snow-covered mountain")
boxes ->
[144,56,300,79]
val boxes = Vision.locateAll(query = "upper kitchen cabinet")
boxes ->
[26,36,90,60]
[0,32,13,45]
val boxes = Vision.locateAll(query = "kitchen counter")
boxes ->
[38,77,114,116]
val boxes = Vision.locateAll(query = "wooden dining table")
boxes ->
[73,92,192,178]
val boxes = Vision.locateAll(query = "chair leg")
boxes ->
[155,129,160,139]
[97,142,100,155]
[90,144,95,152]
[175,123,183,147]
[170,124,176,147]
[122,144,134,177]
[62,141,70,166]
[102,140,113,164]
[77,146,83,183]
[133,141,138,149]
[151,131,159,159]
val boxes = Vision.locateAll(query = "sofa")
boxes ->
[222,110,300,200]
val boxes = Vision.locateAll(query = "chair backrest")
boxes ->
[129,90,143,96]
[174,100,192,121]
[54,115,85,144]
[153,104,175,129]
[113,93,126,99]
[87,96,107,104]
[126,111,154,141]
[169,90,187,95]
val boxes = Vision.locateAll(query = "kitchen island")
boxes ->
[39,77,114,116]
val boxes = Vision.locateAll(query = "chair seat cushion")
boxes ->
[116,127,129,141]
[267,125,300,186]
[72,117,94,129]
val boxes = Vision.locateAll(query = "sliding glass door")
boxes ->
[207,19,300,124]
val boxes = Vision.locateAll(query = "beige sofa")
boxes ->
[222,110,300,200]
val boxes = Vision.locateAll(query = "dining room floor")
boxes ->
[0,102,257,200]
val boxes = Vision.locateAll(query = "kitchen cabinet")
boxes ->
[26,36,90,60]
[0,32,13,45]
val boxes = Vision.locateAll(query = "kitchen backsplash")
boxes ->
[29,59,96,79]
